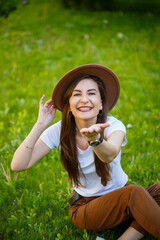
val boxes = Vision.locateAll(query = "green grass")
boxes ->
[0,0,159,239]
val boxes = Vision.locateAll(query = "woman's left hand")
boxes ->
[80,123,110,141]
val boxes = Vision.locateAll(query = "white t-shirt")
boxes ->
[40,116,128,197]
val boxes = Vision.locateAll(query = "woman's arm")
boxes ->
[80,123,125,163]
[11,95,56,171]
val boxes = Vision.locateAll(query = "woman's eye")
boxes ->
[89,92,96,95]
[73,93,81,96]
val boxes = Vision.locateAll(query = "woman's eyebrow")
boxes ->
[73,89,97,92]
[87,89,97,92]
[73,89,81,92]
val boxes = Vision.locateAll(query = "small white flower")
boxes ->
[117,32,123,39]
[126,123,132,129]
[103,19,108,24]
[84,34,89,39]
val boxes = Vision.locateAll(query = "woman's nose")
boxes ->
[80,94,88,103]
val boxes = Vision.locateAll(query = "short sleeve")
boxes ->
[104,116,127,146]
[40,120,61,149]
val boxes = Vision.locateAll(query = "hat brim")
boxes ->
[52,64,120,112]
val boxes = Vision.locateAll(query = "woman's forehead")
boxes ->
[74,78,99,90]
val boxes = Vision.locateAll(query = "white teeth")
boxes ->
[78,107,92,111]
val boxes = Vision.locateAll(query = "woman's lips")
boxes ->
[77,107,93,112]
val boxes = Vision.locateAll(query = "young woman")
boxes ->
[11,64,160,240]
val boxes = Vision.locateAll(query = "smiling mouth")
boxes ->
[77,107,93,112]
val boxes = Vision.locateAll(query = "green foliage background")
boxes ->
[0,0,159,239]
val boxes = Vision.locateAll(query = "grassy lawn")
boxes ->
[0,0,159,239]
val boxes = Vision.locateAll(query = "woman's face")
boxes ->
[69,78,102,122]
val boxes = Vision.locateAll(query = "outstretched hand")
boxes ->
[37,95,56,127]
[80,123,110,141]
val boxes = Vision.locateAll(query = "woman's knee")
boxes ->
[125,185,147,202]
[125,184,145,193]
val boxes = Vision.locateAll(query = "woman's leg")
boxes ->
[129,182,160,237]
[118,183,160,240]
[69,183,160,239]
[118,227,144,240]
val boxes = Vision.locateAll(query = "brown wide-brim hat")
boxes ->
[52,64,120,112]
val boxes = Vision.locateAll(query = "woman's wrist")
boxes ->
[22,122,46,151]
[35,121,48,131]
[87,133,101,142]
[88,135,103,147]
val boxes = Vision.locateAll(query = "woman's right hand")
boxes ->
[37,95,56,128]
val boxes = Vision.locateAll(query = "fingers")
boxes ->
[39,95,45,107]
[80,128,89,134]
[80,123,110,134]
[39,95,55,109]
[49,104,57,113]
[80,127,97,134]
[100,123,110,129]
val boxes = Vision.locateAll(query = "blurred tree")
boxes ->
[61,0,160,13]
[0,0,18,18]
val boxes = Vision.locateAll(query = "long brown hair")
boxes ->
[60,75,111,187]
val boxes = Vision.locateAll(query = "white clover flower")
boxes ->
[103,19,108,24]
[126,123,133,129]
[117,32,124,39]
[84,34,89,39]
